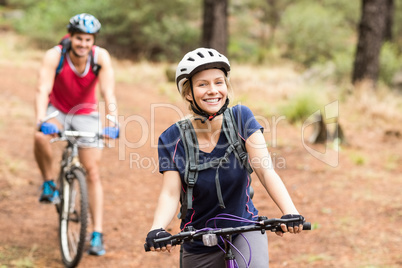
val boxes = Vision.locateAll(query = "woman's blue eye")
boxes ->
[216,80,225,85]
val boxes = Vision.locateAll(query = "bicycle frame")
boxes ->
[56,137,85,211]
[223,234,238,268]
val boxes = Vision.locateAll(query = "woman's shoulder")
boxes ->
[160,122,180,137]
[158,121,184,145]
[231,104,254,119]
[230,104,263,136]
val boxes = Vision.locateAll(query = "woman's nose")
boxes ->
[207,84,219,93]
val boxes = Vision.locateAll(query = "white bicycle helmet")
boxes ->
[175,48,230,94]
[67,13,101,34]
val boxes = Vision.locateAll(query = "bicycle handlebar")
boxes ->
[54,130,103,141]
[39,110,118,143]
[144,217,311,252]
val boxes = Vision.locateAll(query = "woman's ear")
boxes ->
[185,93,192,102]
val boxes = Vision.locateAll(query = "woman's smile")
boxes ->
[203,97,222,104]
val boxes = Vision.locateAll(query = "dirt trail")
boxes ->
[0,52,402,268]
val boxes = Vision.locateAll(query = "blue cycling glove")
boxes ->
[40,122,59,135]
[103,127,119,139]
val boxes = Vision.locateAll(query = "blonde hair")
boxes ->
[181,75,233,113]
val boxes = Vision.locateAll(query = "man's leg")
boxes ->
[79,147,106,256]
[79,148,103,232]
[34,118,63,203]
[34,131,54,181]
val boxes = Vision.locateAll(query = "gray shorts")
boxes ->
[47,104,103,148]
[182,230,269,268]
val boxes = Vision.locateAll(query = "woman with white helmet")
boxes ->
[145,48,305,267]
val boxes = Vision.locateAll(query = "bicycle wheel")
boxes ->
[59,168,88,268]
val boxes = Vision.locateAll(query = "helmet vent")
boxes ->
[187,57,195,62]
[208,51,214,57]
[197,52,205,58]
[180,68,187,72]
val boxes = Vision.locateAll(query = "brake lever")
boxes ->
[40,110,60,124]
[106,114,119,127]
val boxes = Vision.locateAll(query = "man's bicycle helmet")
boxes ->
[175,48,230,94]
[67,13,101,34]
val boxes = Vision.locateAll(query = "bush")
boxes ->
[8,0,200,60]
[332,48,355,82]
[278,2,351,67]
[379,42,402,86]
[278,89,323,124]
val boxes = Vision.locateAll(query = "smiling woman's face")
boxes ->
[186,68,228,115]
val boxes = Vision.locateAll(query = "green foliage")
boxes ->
[278,2,353,66]
[393,1,402,53]
[0,245,37,268]
[279,90,323,124]
[5,0,401,88]
[350,152,366,166]
[320,0,360,27]
[101,0,200,60]
[332,47,355,82]
[9,0,114,47]
[228,0,292,63]
[8,0,200,60]
[379,42,402,86]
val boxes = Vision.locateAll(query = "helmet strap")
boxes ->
[189,80,229,123]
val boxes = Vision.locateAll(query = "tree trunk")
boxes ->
[384,0,394,41]
[352,0,389,87]
[201,0,228,55]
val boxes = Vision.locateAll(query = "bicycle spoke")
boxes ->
[68,228,79,256]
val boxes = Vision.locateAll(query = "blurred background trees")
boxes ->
[1,0,402,88]
[352,0,395,88]
[202,0,228,55]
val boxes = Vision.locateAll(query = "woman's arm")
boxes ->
[150,170,182,230]
[246,130,298,214]
[246,130,302,234]
[146,170,181,252]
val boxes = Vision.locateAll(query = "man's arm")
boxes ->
[97,48,118,124]
[35,48,60,124]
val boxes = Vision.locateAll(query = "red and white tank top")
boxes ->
[49,46,99,115]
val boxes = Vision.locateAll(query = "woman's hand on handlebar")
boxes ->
[276,214,305,236]
[145,228,173,252]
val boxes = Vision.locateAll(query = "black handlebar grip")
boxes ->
[303,222,311,230]
[144,238,177,252]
